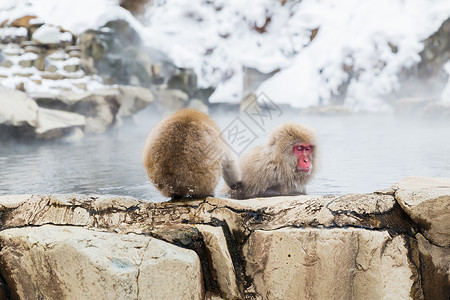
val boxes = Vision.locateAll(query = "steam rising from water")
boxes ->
[1,107,449,202]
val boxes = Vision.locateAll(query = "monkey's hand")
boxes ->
[229,181,243,191]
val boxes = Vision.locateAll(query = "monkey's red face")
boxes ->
[293,143,313,173]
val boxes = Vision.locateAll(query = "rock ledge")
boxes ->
[0,177,449,299]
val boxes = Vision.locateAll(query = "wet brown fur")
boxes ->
[142,109,240,198]
[225,122,317,199]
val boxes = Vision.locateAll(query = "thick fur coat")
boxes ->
[225,122,317,199]
[142,109,240,198]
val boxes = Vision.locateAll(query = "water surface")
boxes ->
[1,107,449,202]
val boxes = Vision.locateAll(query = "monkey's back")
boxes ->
[142,109,222,198]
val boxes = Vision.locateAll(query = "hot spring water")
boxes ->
[1,107,449,202]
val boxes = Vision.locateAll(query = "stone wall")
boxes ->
[0,176,448,299]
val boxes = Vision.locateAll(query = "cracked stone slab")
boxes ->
[326,193,395,215]
[0,194,33,210]
[416,233,450,299]
[0,193,406,235]
[0,225,204,300]
[243,228,416,300]
[196,224,240,300]
[393,177,450,247]
[204,193,401,233]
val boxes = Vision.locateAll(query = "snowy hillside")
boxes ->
[1,0,450,111]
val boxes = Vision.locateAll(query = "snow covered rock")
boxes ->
[154,89,189,112]
[0,86,38,138]
[116,85,154,117]
[78,20,153,86]
[32,24,73,45]
[35,107,85,139]
[58,90,120,133]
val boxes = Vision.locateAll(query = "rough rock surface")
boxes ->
[0,86,38,128]
[154,88,189,112]
[244,228,414,300]
[393,176,450,247]
[0,225,203,300]
[196,225,240,300]
[0,84,154,139]
[116,85,155,117]
[35,107,85,139]
[0,177,449,299]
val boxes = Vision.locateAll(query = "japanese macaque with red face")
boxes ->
[224,122,317,199]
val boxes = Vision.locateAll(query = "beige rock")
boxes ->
[302,105,352,115]
[416,233,450,299]
[394,176,450,247]
[393,176,450,190]
[0,86,38,127]
[0,194,142,229]
[0,225,204,300]
[327,193,395,214]
[20,40,39,47]
[18,59,33,68]
[33,54,45,71]
[68,50,81,58]
[61,72,84,79]
[46,64,58,72]
[0,193,402,236]
[155,88,189,112]
[12,71,34,77]
[206,195,334,231]
[0,194,33,210]
[60,90,120,133]
[0,187,448,299]
[10,15,37,28]
[35,107,85,139]
[117,85,154,117]
[47,50,68,61]
[196,225,240,299]
[0,59,12,68]
[243,228,415,300]
[23,45,42,54]
[65,45,80,52]
[41,71,65,80]
[63,63,79,72]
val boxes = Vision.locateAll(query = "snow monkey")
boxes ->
[224,122,317,199]
[142,109,241,199]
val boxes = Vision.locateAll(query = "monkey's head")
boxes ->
[268,122,317,175]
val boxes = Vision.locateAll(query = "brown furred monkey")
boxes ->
[224,122,317,199]
[142,109,241,199]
